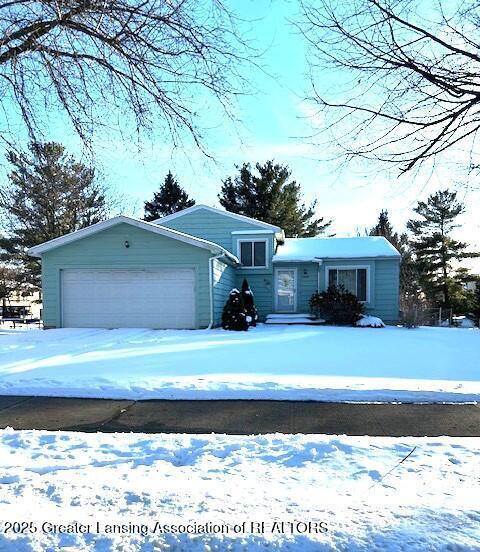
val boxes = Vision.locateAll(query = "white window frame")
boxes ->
[237,239,269,269]
[325,265,370,303]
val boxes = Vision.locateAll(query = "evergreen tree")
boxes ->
[472,283,480,327]
[0,142,109,288]
[221,288,249,331]
[241,278,258,327]
[218,161,332,237]
[144,171,195,221]
[369,210,408,253]
[406,189,479,309]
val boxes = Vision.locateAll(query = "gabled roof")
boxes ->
[154,204,283,233]
[27,216,240,263]
[272,236,401,262]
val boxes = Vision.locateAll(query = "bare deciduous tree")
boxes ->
[298,0,480,173]
[0,0,253,150]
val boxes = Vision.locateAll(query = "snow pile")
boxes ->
[452,316,476,328]
[273,236,400,262]
[356,315,385,328]
[0,326,478,402]
[0,429,477,550]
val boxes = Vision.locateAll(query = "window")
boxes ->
[328,267,368,301]
[239,240,267,268]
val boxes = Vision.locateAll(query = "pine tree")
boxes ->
[369,210,408,253]
[406,189,479,309]
[144,171,195,221]
[221,288,249,331]
[218,161,332,237]
[472,283,480,327]
[0,142,109,288]
[241,278,258,327]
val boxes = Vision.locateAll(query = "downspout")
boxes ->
[207,252,225,330]
[314,258,323,292]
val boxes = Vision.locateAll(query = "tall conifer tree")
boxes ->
[0,142,108,287]
[219,161,332,237]
[406,190,479,308]
[144,172,195,221]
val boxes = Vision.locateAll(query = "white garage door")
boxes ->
[62,269,196,328]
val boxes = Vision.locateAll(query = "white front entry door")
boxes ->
[275,268,297,313]
[61,268,196,328]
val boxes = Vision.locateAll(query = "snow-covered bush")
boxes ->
[241,278,258,327]
[222,289,249,331]
[310,286,364,326]
[356,315,385,328]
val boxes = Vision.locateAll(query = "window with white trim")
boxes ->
[239,240,267,268]
[328,267,368,301]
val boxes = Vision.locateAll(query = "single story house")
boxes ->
[28,205,401,329]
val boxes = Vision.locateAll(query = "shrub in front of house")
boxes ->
[310,285,364,326]
[222,288,249,331]
[241,278,258,327]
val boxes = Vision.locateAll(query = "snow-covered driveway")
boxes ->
[0,325,478,402]
[0,429,477,550]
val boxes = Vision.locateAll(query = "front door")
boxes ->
[275,268,297,313]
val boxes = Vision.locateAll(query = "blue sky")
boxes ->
[1,0,479,267]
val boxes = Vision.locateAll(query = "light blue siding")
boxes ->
[162,208,277,321]
[321,258,400,321]
[234,272,274,321]
[160,207,272,253]
[41,223,213,328]
[234,233,276,321]
[284,258,400,323]
[212,259,236,326]
[370,259,400,323]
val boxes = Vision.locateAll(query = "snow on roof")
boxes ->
[272,236,400,262]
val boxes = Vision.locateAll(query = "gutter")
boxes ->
[314,258,323,291]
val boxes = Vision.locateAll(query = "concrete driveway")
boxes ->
[0,396,478,436]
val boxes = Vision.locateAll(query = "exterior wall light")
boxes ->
[124,240,130,248]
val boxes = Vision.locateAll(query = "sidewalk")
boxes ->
[0,396,478,435]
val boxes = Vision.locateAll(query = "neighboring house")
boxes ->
[27,205,401,329]
[1,288,42,320]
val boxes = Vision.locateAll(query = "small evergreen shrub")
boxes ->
[310,285,364,326]
[241,278,258,327]
[222,288,249,331]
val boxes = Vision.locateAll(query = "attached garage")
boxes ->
[62,268,196,329]
[27,216,239,329]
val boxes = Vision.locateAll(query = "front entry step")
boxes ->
[265,314,325,325]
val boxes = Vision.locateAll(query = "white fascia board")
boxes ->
[27,215,240,264]
[231,230,274,235]
[314,255,401,260]
[272,254,400,263]
[272,258,316,263]
[154,204,282,232]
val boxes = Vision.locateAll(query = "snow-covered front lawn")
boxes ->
[0,429,477,550]
[0,325,478,402]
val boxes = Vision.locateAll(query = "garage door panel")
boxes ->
[62,269,196,328]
